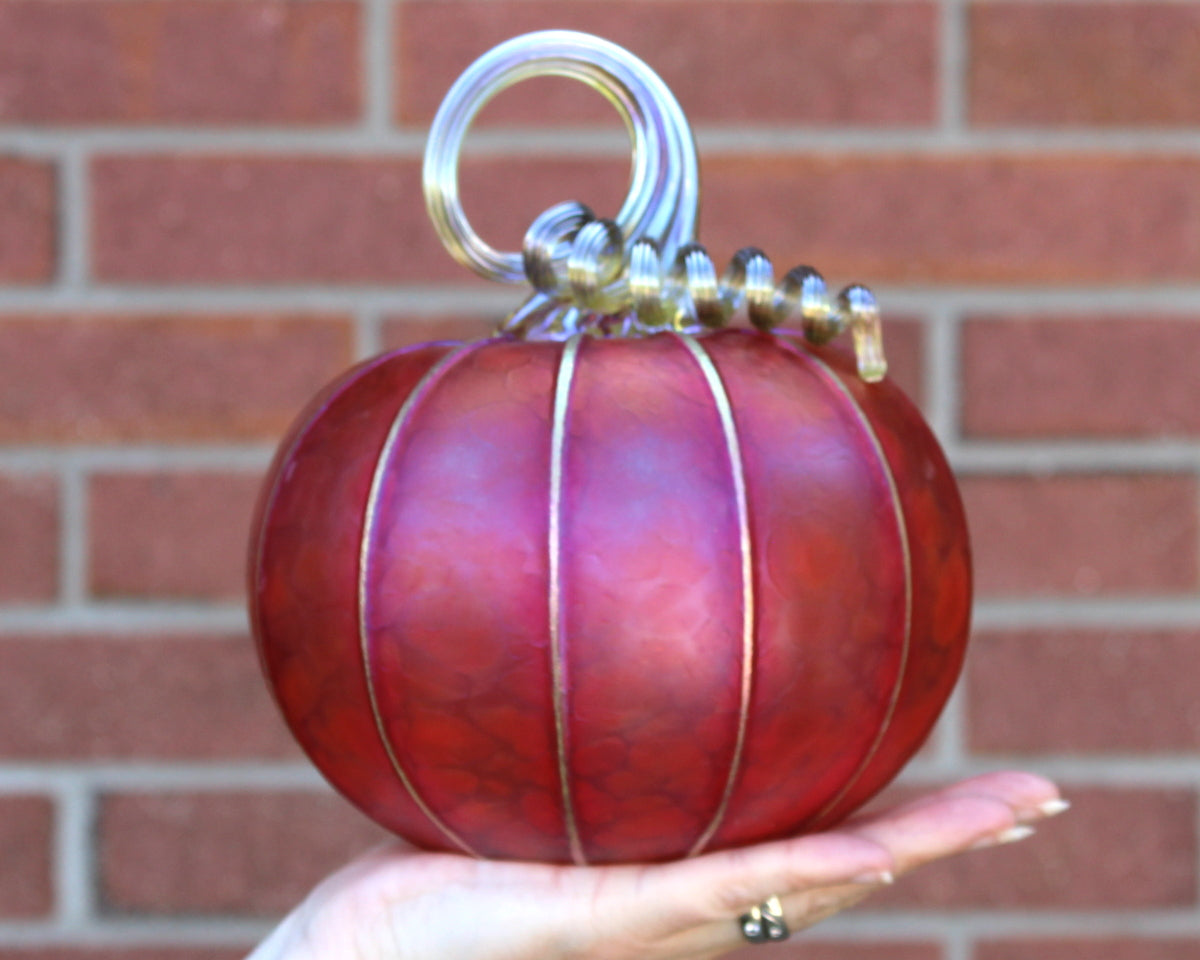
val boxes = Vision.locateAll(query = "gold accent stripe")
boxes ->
[358,344,481,858]
[679,335,756,858]
[549,335,587,865]
[805,352,913,828]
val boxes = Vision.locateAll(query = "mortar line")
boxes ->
[0,285,518,314]
[925,305,961,446]
[935,678,968,768]
[15,125,1200,155]
[939,0,969,133]
[59,466,87,608]
[11,284,1200,316]
[973,596,1200,628]
[821,910,1200,939]
[355,306,384,360]
[944,926,972,960]
[53,778,95,928]
[0,764,324,791]
[903,755,1200,783]
[58,146,89,290]
[0,604,249,635]
[364,0,395,134]
[0,919,271,948]
[952,442,1200,474]
[0,446,275,472]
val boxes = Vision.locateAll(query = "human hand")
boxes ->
[249,771,1066,960]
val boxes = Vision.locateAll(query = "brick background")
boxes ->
[961,474,1199,598]
[98,791,386,916]
[0,159,54,283]
[874,786,1197,910]
[0,1,362,125]
[0,795,54,918]
[3,0,1199,956]
[970,3,1200,127]
[0,314,354,443]
[0,636,297,760]
[0,473,58,602]
[962,317,1200,439]
[396,1,938,126]
[968,631,1200,754]
[88,471,262,600]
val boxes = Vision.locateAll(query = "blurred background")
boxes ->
[1,1,1199,958]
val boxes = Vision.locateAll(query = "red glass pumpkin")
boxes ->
[249,327,970,864]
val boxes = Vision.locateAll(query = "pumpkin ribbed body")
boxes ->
[249,329,970,864]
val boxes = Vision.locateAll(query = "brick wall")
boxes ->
[1,1,1198,958]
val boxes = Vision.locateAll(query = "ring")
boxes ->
[422,29,699,285]
[739,895,790,944]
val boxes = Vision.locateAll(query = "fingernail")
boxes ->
[851,869,894,886]
[970,825,1035,850]
[1038,798,1071,818]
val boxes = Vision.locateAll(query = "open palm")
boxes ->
[250,771,1064,960]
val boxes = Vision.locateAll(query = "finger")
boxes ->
[636,830,894,930]
[910,771,1067,824]
[845,772,1065,830]
[847,792,1026,875]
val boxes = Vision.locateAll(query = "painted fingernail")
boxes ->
[851,869,895,886]
[970,825,1035,850]
[1038,798,1071,818]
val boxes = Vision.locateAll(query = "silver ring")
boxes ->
[422,30,699,285]
[739,895,790,944]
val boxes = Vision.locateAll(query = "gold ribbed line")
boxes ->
[679,335,756,859]
[549,335,587,865]
[805,353,913,828]
[358,345,481,858]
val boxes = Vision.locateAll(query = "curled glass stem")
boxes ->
[517,207,887,382]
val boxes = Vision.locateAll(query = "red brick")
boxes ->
[700,154,1200,286]
[0,158,54,283]
[89,472,261,601]
[0,1,359,124]
[93,154,1200,286]
[971,3,1200,127]
[397,1,936,127]
[0,474,58,603]
[0,636,298,760]
[91,155,628,284]
[874,786,1195,909]
[381,314,501,352]
[968,630,1200,754]
[879,317,923,410]
[0,315,352,443]
[0,950,243,960]
[725,942,940,960]
[0,795,53,918]
[99,791,386,916]
[961,474,1198,598]
[978,941,1200,960]
[963,317,1200,439]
